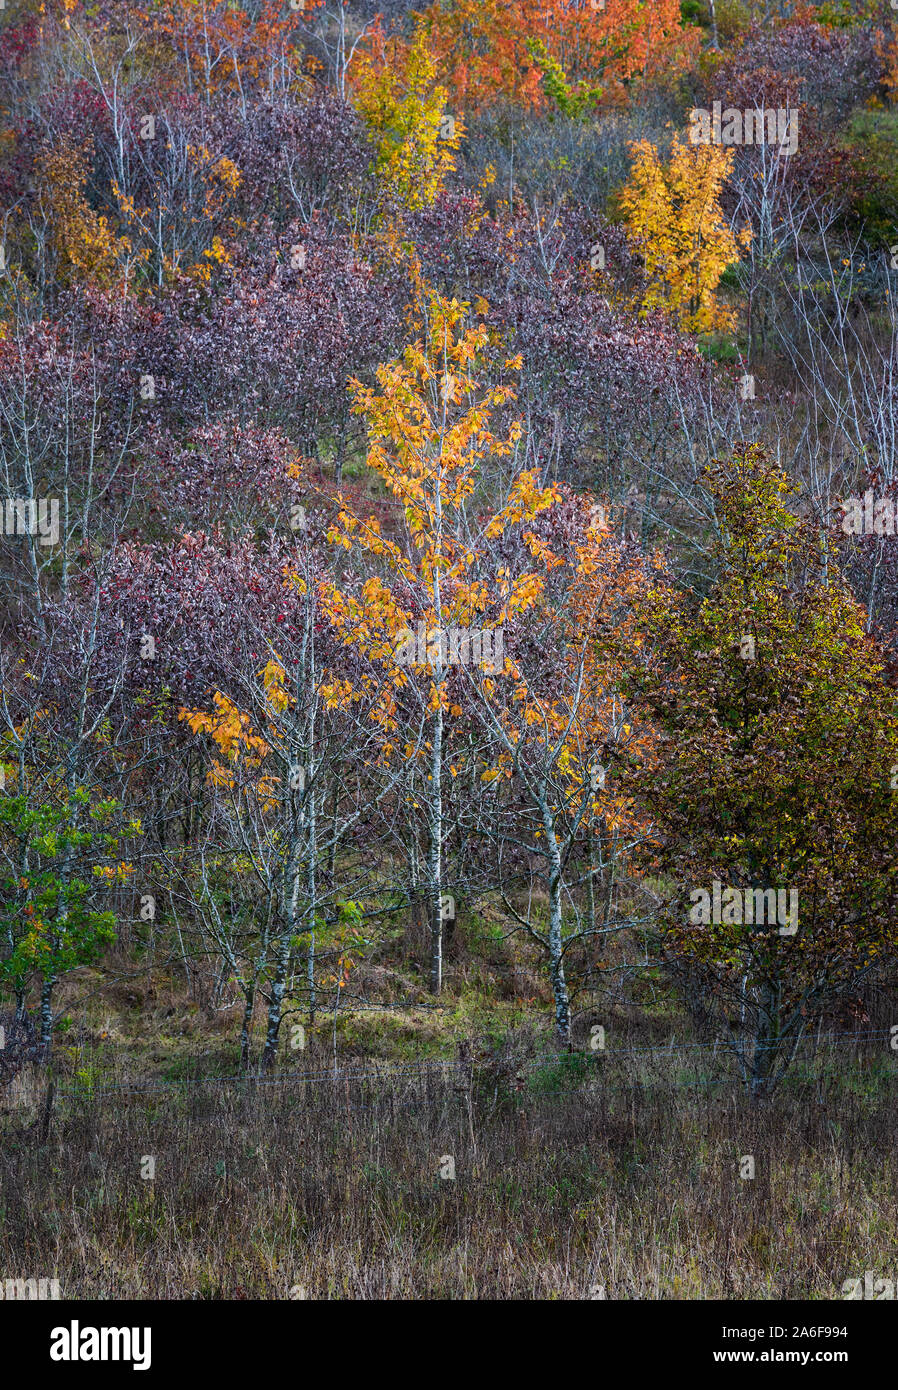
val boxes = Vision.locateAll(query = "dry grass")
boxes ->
[2,1045,897,1300]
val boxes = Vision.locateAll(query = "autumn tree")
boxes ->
[469,494,655,1043]
[406,191,709,517]
[352,23,463,210]
[618,133,750,335]
[138,0,320,109]
[624,447,898,1095]
[177,549,398,1070]
[97,495,389,1070]
[37,136,133,294]
[323,288,557,994]
[416,0,697,112]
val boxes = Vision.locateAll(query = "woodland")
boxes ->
[2,0,898,1302]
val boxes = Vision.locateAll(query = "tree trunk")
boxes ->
[548,874,571,1045]
[307,931,316,1026]
[239,984,255,1072]
[39,971,55,1055]
[540,802,571,1045]
[261,935,289,1072]
[427,702,444,994]
[749,976,780,1099]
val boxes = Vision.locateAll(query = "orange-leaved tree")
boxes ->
[176,508,392,1069]
[471,496,656,1042]
[413,0,697,112]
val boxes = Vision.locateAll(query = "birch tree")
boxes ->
[323,287,556,993]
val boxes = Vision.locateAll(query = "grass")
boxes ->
[3,1044,898,1298]
[3,898,897,1299]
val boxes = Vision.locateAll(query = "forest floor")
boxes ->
[2,915,897,1299]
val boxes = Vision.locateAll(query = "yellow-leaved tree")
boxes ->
[618,133,750,334]
[37,137,134,294]
[352,25,463,211]
[322,288,558,992]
